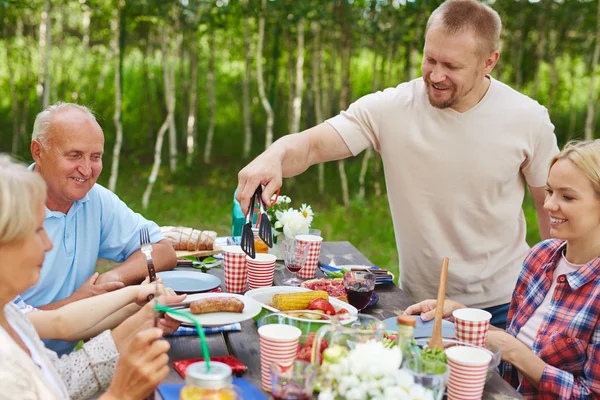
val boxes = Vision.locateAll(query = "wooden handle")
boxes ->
[429,257,449,350]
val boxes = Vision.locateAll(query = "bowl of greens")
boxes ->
[414,337,501,382]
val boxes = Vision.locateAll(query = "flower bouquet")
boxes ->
[266,194,314,242]
[317,341,436,400]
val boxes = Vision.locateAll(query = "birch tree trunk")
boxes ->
[186,31,199,166]
[242,0,253,159]
[204,30,217,164]
[5,21,20,154]
[143,30,174,210]
[359,37,378,199]
[286,30,294,135]
[108,3,124,193]
[167,32,178,172]
[290,18,305,134]
[532,16,548,100]
[81,0,91,94]
[338,3,351,208]
[584,0,600,141]
[312,21,325,195]
[257,0,274,149]
[38,0,51,108]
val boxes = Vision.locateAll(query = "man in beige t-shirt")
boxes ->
[236,0,558,328]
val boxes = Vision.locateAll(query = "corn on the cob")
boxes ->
[271,291,329,311]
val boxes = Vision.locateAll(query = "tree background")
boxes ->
[1,0,599,280]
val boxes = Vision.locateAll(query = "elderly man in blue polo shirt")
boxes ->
[21,102,177,355]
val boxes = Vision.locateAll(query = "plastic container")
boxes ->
[180,362,241,400]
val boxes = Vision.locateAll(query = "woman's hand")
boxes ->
[111,295,185,352]
[403,299,466,322]
[135,277,182,306]
[103,328,170,400]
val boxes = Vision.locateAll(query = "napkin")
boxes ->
[167,322,241,336]
[173,356,248,376]
[158,380,266,400]
[320,264,394,283]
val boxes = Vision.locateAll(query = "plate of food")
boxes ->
[157,270,221,294]
[244,286,357,323]
[166,293,263,327]
[319,264,395,285]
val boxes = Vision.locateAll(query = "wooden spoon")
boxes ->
[428,257,449,351]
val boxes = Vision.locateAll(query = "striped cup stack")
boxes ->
[258,324,302,391]
[247,253,277,289]
[446,346,492,400]
[295,234,323,279]
[222,245,247,293]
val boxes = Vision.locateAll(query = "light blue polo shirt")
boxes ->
[21,166,163,355]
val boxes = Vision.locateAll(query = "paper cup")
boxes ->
[246,254,276,288]
[446,346,491,400]
[295,235,323,279]
[222,246,247,293]
[258,324,302,391]
[452,308,492,347]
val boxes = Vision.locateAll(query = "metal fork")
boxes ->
[140,226,156,300]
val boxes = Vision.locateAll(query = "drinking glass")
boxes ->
[270,360,317,400]
[343,271,376,311]
[281,240,310,286]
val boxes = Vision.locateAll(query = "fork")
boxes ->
[140,226,156,300]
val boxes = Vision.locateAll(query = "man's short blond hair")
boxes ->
[0,154,47,245]
[32,102,97,147]
[426,0,502,57]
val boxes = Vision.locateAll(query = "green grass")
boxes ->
[96,158,541,284]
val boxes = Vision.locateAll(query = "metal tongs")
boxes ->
[256,186,273,248]
[240,191,257,259]
[240,186,278,258]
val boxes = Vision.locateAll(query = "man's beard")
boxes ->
[425,81,459,109]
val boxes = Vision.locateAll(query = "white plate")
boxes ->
[333,265,395,285]
[167,293,263,327]
[244,286,358,323]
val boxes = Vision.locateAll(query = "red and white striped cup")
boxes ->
[295,234,323,279]
[258,324,302,391]
[452,308,492,347]
[247,253,277,289]
[446,345,491,400]
[222,246,247,293]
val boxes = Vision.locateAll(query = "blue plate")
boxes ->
[157,270,221,294]
[367,292,379,308]
[383,315,455,338]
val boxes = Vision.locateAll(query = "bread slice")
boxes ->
[188,229,201,251]
[204,231,217,250]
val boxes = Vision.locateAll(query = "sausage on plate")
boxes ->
[190,297,245,314]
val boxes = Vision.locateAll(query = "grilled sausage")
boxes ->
[190,297,245,314]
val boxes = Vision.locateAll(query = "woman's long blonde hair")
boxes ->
[0,155,47,245]
[550,140,600,198]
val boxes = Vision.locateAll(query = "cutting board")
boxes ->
[175,244,222,258]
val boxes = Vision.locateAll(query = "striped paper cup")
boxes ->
[258,324,301,391]
[446,345,491,400]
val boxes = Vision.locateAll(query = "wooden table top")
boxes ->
[158,241,523,399]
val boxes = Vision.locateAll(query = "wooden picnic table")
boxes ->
[158,241,523,399]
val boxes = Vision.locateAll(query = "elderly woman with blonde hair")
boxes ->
[0,154,178,399]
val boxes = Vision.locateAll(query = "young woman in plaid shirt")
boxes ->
[405,140,600,399]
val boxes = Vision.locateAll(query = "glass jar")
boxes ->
[252,228,269,254]
[180,362,241,400]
